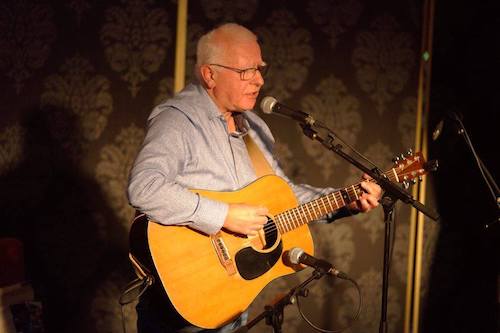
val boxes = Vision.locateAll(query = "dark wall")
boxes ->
[424,1,499,332]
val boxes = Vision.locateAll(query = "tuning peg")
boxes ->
[400,153,405,160]
[418,176,423,182]
[406,148,413,156]
[411,179,417,184]
[403,181,410,189]
[392,156,400,163]
[425,160,439,172]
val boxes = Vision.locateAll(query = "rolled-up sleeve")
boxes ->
[127,108,227,235]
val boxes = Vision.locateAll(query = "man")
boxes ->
[128,23,381,333]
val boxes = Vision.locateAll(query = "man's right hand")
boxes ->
[223,203,269,236]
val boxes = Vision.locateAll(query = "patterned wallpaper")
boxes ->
[0,1,439,332]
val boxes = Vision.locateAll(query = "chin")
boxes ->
[241,100,257,111]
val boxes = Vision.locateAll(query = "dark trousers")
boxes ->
[136,289,246,333]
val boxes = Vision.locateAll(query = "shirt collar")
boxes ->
[197,84,250,137]
[230,112,249,137]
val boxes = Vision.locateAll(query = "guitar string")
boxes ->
[261,181,367,235]
[264,158,425,235]
[261,182,366,234]
[260,186,358,235]
[260,169,408,237]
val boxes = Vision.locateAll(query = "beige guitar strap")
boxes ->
[243,134,274,177]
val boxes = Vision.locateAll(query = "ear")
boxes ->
[199,65,216,89]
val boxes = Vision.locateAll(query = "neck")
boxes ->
[224,111,236,133]
[204,87,237,134]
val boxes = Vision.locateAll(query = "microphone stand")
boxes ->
[379,195,396,333]
[233,269,326,333]
[452,114,500,229]
[298,121,439,333]
[299,122,439,221]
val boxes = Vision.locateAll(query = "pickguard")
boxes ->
[235,218,282,280]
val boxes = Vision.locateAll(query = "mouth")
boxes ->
[247,91,259,98]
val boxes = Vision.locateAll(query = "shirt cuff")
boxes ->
[191,194,228,235]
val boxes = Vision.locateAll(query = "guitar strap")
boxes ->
[243,133,274,177]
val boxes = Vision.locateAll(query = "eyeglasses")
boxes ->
[209,63,269,81]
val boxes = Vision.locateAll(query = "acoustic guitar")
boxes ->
[129,152,431,328]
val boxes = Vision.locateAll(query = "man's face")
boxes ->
[210,40,265,114]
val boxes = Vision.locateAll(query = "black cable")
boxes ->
[315,122,380,172]
[295,274,363,333]
[119,276,154,333]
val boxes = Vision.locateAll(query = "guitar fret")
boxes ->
[278,215,285,233]
[351,185,359,200]
[288,209,296,229]
[285,211,293,231]
[290,208,297,228]
[315,200,322,219]
[298,206,308,225]
[304,202,314,220]
[323,196,330,213]
[340,189,348,205]
[332,192,339,208]
[311,200,318,220]
[288,212,294,230]
[337,191,346,207]
[325,194,335,212]
[295,206,304,228]
[281,213,289,232]
[320,197,328,216]
[276,215,284,234]
[315,198,323,218]
[294,208,300,227]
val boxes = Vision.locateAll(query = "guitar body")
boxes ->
[129,175,314,329]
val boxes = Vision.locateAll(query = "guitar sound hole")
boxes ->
[262,217,278,249]
[235,217,282,280]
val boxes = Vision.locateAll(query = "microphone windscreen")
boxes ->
[432,119,444,141]
[260,96,277,114]
[288,247,304,265]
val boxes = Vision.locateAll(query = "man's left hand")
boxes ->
[348,173,382,213]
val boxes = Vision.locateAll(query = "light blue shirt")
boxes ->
[128,83,344,235]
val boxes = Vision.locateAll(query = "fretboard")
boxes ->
[274,167,399,234]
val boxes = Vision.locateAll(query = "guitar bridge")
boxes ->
[210,232,236,276]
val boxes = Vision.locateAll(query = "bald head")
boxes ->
[196,23,258,70]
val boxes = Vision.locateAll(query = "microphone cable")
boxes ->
[314,121,382,174]
[295,272,362,333]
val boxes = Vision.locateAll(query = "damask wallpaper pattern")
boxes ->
[0,1,437,332]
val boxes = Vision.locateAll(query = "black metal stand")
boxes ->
[452,113,500,229]
[299,123,439,221]
[378,196,397,333]
[233,269,326,333]
[297,121,439,333]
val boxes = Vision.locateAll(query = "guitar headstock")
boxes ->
[392,150,437,188]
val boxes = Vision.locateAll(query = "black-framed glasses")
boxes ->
[209,63,269,81]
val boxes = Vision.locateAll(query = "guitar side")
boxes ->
[130,175,315,329]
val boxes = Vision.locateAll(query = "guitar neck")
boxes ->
[274,168,399,234]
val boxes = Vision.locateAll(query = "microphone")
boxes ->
[432,111,464,141]
[260,96,316,125]
[431,119,444,141]
[288,247,347,279]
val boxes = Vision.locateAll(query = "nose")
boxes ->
[252,69,265,87]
